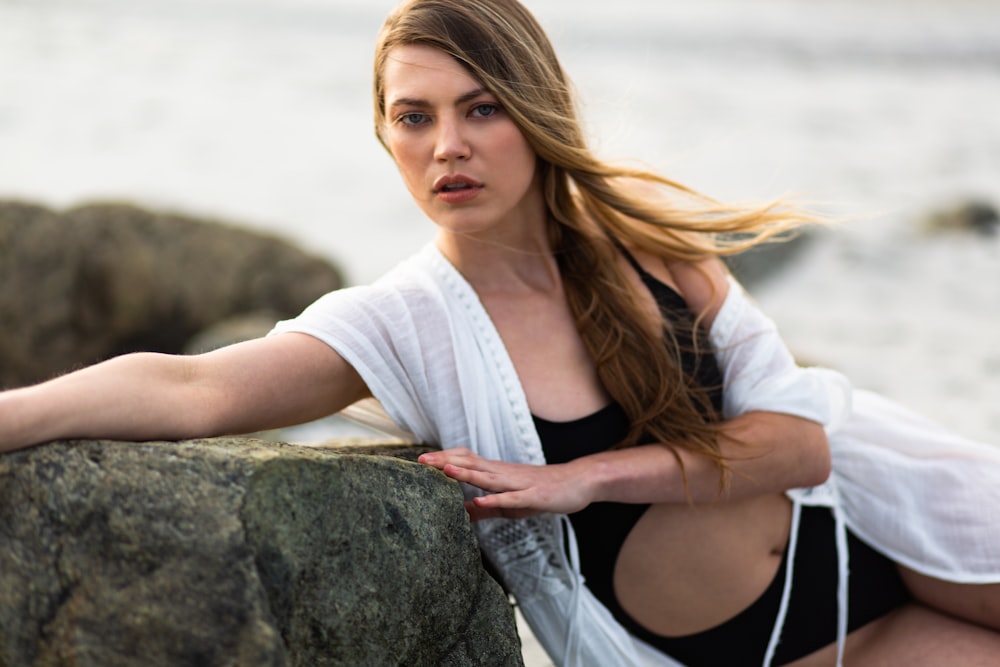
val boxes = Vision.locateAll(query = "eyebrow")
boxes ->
[388,87,491,111]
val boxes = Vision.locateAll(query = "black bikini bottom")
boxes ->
[604,505,912,666]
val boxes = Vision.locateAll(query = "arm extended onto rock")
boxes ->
[0,332,370,453]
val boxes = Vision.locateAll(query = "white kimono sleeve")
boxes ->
[710,276,853,435]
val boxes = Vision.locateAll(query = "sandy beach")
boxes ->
[2,1,999,663]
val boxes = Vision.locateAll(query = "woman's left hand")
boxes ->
[418,448,595,521]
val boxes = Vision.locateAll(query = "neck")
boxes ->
[435,224,561,294]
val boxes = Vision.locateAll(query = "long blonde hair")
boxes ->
[374,0,814,487]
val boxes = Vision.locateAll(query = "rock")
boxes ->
[0,439,523,667]
[921,200,999,236]
[0,200,344,389]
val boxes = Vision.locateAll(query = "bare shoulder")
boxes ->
[664,256,731,326]
[626,245,731,327]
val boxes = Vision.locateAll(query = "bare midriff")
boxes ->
[613,492,792,636]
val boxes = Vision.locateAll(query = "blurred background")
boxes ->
[1,0,998,432]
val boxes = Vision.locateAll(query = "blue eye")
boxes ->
[399,113,428,127]
[471,103,500,118]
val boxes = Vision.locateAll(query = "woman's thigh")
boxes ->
[786,604,1000,667]
[899,566,1000,631]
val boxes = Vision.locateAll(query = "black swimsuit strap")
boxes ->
[611,236,648,276]
[611,238,691,312]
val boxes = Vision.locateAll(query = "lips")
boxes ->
[432,173,483,194]
[432,173,483,205]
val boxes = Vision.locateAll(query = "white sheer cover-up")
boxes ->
[270,243,1000,667]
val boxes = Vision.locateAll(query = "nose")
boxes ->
[433,115,471,162]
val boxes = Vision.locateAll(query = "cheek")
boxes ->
[496,126,535,165]
[387,140,426,192]
[501,132,538,185]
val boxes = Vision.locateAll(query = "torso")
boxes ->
[483,246,793,640]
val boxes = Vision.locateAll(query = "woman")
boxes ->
[2,1,999,665]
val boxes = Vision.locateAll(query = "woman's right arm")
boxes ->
[0,332,370,453]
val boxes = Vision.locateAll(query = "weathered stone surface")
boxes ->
[0,200,343,388]
[0,439,523,667]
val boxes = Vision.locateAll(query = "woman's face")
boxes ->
[380,45,544,243]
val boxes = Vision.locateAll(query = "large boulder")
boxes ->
[0,200,344,388]
[0,439,523,667]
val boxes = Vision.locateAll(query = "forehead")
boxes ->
[382,45,483,103]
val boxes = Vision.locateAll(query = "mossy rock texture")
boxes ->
[0,439,523,667]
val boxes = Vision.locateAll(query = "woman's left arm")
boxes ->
[418,409,829,520]
[579,251,832,503]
